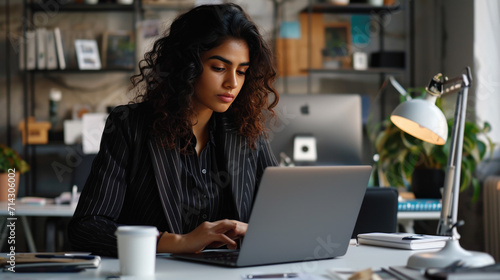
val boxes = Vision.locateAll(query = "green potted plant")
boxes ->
[0,144,30,201]
[369,91,494,202]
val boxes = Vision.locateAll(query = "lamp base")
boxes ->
[407,239,495,269]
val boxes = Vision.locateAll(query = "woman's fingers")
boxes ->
[212,219,236,230]
[199,220,243,248]
[215,220,247,240]
[211,232,237,247]
[177,220,249,253]
[232,221,248,237]
[213,220,247,234]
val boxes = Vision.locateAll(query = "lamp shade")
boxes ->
[390,98,448,145]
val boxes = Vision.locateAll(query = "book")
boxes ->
[384,266,428,280]
[36,27,47,69]
[0,253,100,273]
[53,27,66,70]
[46,28,58,70]
[357,232,451,250]
[18,34,25,70]
[61,29,78,69]
[26,30,37,70]
[398,198,442,212]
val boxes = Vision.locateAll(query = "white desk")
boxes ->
[0,202,75,217]
[0,202,440,252]
[0,244,429,279]
[0,202,75,252]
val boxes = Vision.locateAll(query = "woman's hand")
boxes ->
[157,219,247,254]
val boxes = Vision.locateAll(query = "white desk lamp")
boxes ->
[390,67,495,269]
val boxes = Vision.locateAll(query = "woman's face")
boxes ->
[192,38,250,115]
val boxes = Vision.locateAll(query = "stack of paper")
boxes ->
[357,232,451,250]
[0,253,100,273]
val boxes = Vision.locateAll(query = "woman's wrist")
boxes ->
[156,231,184,253]
[157,232,165,245]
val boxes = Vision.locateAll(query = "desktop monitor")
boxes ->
[267,94,363,165]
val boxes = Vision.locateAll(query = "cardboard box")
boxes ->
[18,117,51,145]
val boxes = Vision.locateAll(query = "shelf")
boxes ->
[30,3,135,12]
[141,3,194,11]
[28,68,135,73]
[302,3,401,14]
[28,142,78,147]
[306,67,406,75]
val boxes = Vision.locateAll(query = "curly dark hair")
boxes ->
[131,3,278,152]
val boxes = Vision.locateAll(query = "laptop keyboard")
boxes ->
[172,250,240,266]
[199,251,239,263]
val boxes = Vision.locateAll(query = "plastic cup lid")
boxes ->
[115,226,159,236]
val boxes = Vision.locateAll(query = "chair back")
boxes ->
[352,187,398,238]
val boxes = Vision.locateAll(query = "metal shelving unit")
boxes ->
[26,68,135,73]
[304,3,401,14]
[21,0,142,195]
[307,67,406,75]
[299,0,414,127]
[29,3,136,12]
[302,0,412,93]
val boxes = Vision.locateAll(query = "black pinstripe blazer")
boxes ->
[68,102,278,256]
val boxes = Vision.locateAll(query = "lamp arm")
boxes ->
[427,67,472,97]
[407,67,495,269]
[436,68,471,238]
[438,166,455,236]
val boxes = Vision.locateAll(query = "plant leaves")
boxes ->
[0,144,30,174]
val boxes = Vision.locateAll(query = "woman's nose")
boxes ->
[224,71,238,89]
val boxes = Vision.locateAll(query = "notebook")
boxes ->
[170,165,372,267]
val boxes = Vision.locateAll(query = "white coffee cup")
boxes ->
[116,226,159,277]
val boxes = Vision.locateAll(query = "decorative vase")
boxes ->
[411,168,444,199]
[0,172,20,202]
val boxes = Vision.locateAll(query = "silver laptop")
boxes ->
[170,165,372,267]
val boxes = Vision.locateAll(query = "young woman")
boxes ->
[68,3,279,257]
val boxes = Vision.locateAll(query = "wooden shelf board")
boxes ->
[305,67,406,74]
[30,3,135,12]
[302,3,401,14]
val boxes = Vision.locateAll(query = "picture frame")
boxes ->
[74,39,102,70]
[322,22,352,68]
[101,31,135,70]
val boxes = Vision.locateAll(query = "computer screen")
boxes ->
[266,94,363,165]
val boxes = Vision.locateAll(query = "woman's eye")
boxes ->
[212,66,224,72]
[237,70,247,76]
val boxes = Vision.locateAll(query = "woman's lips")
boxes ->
[217,93,234,103]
